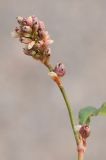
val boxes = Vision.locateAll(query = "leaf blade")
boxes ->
[79,106,97,125]
[97,103,106,116]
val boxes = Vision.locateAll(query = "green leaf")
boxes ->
[78,103,106,125]
[97,103,106,116]
[79,106,97,125]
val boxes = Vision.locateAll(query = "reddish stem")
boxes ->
[78,150,84,160]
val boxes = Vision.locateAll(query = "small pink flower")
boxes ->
[23,33,31,38]
[22,26,32,33]
[20,37,32,44]
[36,40,44,48]
[28,41,35,50]
[44,39,54,46]
[54,63,66,77]
[26,16,33,26]
[43,31,49,40]
[39,21,45,30]
[15,27,21,33]
[17,16,24,24]
[32,16,38,25]
[23,47,31,56]
[79,125,90,139]
[32,16,39,31]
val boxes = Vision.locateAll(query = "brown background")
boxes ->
[0,0,106,159]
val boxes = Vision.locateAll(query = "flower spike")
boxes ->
[12,16,53,63]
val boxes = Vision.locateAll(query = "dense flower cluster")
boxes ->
[12,16,53,63]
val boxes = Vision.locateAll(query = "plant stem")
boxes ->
[44,62,84,160]
[78,151,84,160]
[59,85,79,145]
[44,62,79,145]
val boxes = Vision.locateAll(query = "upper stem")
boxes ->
[59,85,79,145]
[44,62,79,145]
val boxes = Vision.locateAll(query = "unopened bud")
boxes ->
[23,33,31,38]
[17,16,24,24]
[22,26,32,33]
[54,63,66,77]
[36,40,44,49]
[15,27,21,33]
[20,37,32,44]
[32,16,38,25]
[28,41,35,49]
[47,48,51,55]
[23,48,31,56]
[44,39,53,46]
[26,16,33,26]
[39,21,45,30]
[79,125,90,139]
[32,52,41,59]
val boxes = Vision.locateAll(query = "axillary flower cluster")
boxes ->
[12,16,53,64]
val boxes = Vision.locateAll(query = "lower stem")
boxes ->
[78,151,84,160]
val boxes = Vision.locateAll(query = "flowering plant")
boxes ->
[12,15,106,160]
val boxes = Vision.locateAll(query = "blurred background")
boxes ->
[0,0,106,160]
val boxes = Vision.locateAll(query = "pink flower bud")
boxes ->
[44,39,54,46]
[16,16,24,24]
[54,63,66,77]
[38,30,44,39]
[79,125,90,139]
[36,40,44,49]
[20,37,32,44]
[28,41,35,49]
[22,18,27,25]
[33,23,39,32]
[23,33,31,38]
[22,26,32,33]
[32,52,41,59]
[15,27,21,33]
[26,16,33,26]
[47,48,51,54]
[43,31,49,40]
[39,21,45,30]
[32,16,38,25]
[45,48,51,57]
[23,48,31,56]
